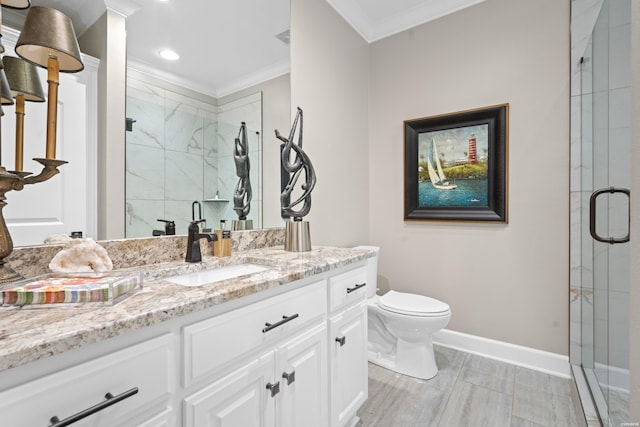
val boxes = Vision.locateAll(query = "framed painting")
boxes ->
[404,104,508,222]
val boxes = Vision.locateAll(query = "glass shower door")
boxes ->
[580,0,631,425]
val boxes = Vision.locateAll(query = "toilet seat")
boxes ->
[379,290,450,317]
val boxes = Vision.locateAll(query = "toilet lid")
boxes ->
[379,290,450,316]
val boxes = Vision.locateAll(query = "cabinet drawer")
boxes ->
[183,279,327,387]
[0,334,175,427]
[328,266,367,312]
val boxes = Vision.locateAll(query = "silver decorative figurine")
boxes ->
[275,107,316,251]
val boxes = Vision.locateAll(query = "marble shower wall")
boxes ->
[204,93,262,230]
[125,77,261,237]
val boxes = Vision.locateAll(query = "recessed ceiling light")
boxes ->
[159,49,179,60]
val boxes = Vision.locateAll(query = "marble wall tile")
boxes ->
[579,191,594,289]
[608,127,631,187]
[581,38,594,96]
[125,199,165,238]
[608,289,630,370]
[609,24,631,90]
[125,76,262,237]
[591,91,609,189]
[581,287,595,367]
[592,19,609,94]
[203,111,219,158]
[608,243,630,293]
[126,92,165,149]
[580,93,594,191]
[609,87,631,129]
[570,96,583,192]
[165,150,204,202]
[126,144,165,200]
[570,0,603,92]
[164,98,205,155]
[570,192,582,287]
[203,156,220,200]
[202,202,228,231]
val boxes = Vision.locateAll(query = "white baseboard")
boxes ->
[432,329,571,378]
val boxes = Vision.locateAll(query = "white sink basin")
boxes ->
[166,263,270,286]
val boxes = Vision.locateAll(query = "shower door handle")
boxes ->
[589,187,630,244]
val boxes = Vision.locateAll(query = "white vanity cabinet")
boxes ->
[0,259,371,427]
[182,280,328,427]
[328,266,369,427]
[0,334,176,427]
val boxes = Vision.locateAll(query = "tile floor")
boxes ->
[357,345,581,427]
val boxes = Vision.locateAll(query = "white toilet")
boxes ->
[358,246,451,380]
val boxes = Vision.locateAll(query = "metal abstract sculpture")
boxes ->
[275,107,316,220]
[275,107,316,251]
[233,122,252,221]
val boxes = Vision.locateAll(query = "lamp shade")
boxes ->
[0,68,14,105]
[15,6,84,73]
[2,56,45,102]
[0,0,30,9]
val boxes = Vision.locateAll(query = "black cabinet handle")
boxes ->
[49,387,138,427]
[282,370,296,385]
[589,187,630,244]
[266,381,280,397]
[336,336,346,347]
[262,314,299,333]
[346,283,366,294]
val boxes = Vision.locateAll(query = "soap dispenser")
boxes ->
[213,220,232,257]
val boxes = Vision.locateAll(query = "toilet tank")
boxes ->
[354,246,379,298]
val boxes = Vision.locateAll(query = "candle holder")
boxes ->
[0,159,66,283]
[0,3,83,283]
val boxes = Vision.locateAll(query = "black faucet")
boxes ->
[153,219,176,236]
[186,220,217,263]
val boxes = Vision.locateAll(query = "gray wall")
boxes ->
[290,0,370,247]
[366,0,570,354]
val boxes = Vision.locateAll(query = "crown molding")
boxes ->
[326,0,486,43]
[127,58,289,99]
[104,0,142,18]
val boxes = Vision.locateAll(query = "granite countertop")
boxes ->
[0,246,373,373]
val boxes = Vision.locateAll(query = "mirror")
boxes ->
[125,0,290,237]
[1,0,291,244]
[124,83,263,237]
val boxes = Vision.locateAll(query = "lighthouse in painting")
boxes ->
[468,133,477,163]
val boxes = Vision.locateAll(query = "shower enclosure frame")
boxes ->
[569,0,637,425]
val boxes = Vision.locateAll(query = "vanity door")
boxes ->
[277,323,328,427]
[183,350,276,427]
[329,302,368,427]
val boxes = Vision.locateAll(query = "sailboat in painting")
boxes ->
[427,138,457,190]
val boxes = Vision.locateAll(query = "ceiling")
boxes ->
[2,0,484,98]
